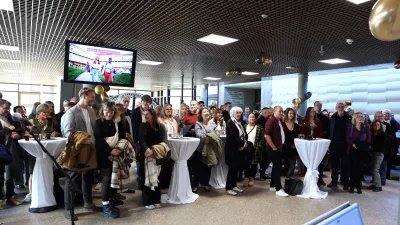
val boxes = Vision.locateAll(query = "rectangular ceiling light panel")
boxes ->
[319,58,351,64]
[197,34,239,45]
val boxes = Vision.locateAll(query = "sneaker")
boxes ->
[84,202,102,212]
[23,193,31,203]
[269,187,276,192]
[154,204,162,208]
[226,190,237,196]
[232,187,243,193]
[15,184,25,189]
[276,189,289,197]
[64,210,78,221]
[103,204,120,219]
[145,205,155,210]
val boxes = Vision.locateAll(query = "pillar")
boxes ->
[218,82,225,107]
[298,73,308,116]
[261,76,272,108]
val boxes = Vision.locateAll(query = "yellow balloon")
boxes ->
[294,98,302,105]
[263,56,272,66]
[369,0,400,41]
[95,85,104,95]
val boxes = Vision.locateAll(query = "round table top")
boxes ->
[18,137,67,145]
[294,138,330,144]
[167,137,200,143]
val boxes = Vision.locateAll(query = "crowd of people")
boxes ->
[0,88,399,221]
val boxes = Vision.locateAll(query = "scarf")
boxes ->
[231,117,246,143]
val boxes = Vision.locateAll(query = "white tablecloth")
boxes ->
[161,137,200,204]
[18,137,67,212]
[294,138,330,199]
[210,135,228,188]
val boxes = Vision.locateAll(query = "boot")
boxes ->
[243,178,249,187]
[249,178,255,187]
[103,204,120,219]
[357,187,362,194]
[349,187,354,194]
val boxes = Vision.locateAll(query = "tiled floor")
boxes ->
[0,170,398,225]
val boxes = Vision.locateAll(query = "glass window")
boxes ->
[153,91,158,97]
[183,89,192,96]
[41,86,56,93]
[107,90,119,96]
[208,85,218,95]
[20,93,40,105]
[19,85,43,92]
[0,83,18,91]
[1,91,18,108]
[170,90,181,96]
[163,90,168,97]
[41,93,56,103]
[170,97,181,109]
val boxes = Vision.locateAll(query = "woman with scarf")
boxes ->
[138,108,167,209]
[243,113,265,187]
[193,108,216,192]
[94,102,126,219]
[225,107,248,196]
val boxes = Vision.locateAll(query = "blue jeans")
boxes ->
[372,153,384,188]
[379,159,388,182]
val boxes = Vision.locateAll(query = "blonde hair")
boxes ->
[352,112,364,124]
[161,104,173,119]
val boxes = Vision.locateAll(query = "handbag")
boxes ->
[284,178,304,196]
[0,144,12,165]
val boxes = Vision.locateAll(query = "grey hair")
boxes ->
[382,109,391,114]
[336,101,344,106]
[230,106,243,118]
[35,103,49,117]
[63,100,70,107]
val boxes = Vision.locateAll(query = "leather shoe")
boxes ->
[349,187,354,194]
[367,185,376,190]
[318,179,326,186]
[122,189,136,194]
[343,185,349,191]
[7,197,22,206]
[327,182,337,188]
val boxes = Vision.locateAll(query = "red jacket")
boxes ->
[300,120,323,138]
[265,116,284,151]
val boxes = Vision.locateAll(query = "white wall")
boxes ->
[270,64,400,120]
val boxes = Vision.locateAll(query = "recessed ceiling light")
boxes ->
[0,59,21,63]
[138,60,164,65]
[0,45,19,51]
[319,58,351,64]
[197,34,239,46]
[203,77,221,80]
[242,71,260,75]
[0,0,13,11]
[286,66,296,69]
[346,0,371,4]
[153,85,164,88]
[261,14,268,18]
[3,69,22,73]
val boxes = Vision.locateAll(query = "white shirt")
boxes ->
[81,108,93,137]
[246,125,256,145]
[278,120,286,144]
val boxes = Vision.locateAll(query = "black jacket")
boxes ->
[94,119,126,169]
[138,122,167,162]
[131,107,143,142]
[317,112,330,139]
[223,111,230,123]
[256,116,268,130]
[225,120,248,166]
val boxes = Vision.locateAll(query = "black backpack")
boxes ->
[284,178,304,196]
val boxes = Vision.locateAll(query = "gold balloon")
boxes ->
[95,85,104,95]
[263,56,272,66]
[369,0,400,41]
[294,98,302,105]
[226,70,233,76]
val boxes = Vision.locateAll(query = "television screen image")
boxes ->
[64,41,136,87]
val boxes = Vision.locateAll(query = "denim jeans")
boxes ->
[64,170,94,210]
[372,152,384,188]
[379,159,388,182]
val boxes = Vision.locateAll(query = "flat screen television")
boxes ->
[64,40,136,87]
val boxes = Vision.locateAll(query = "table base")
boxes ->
[161,193,199,205]
[29,205,58,213]
[296,191,328,200]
